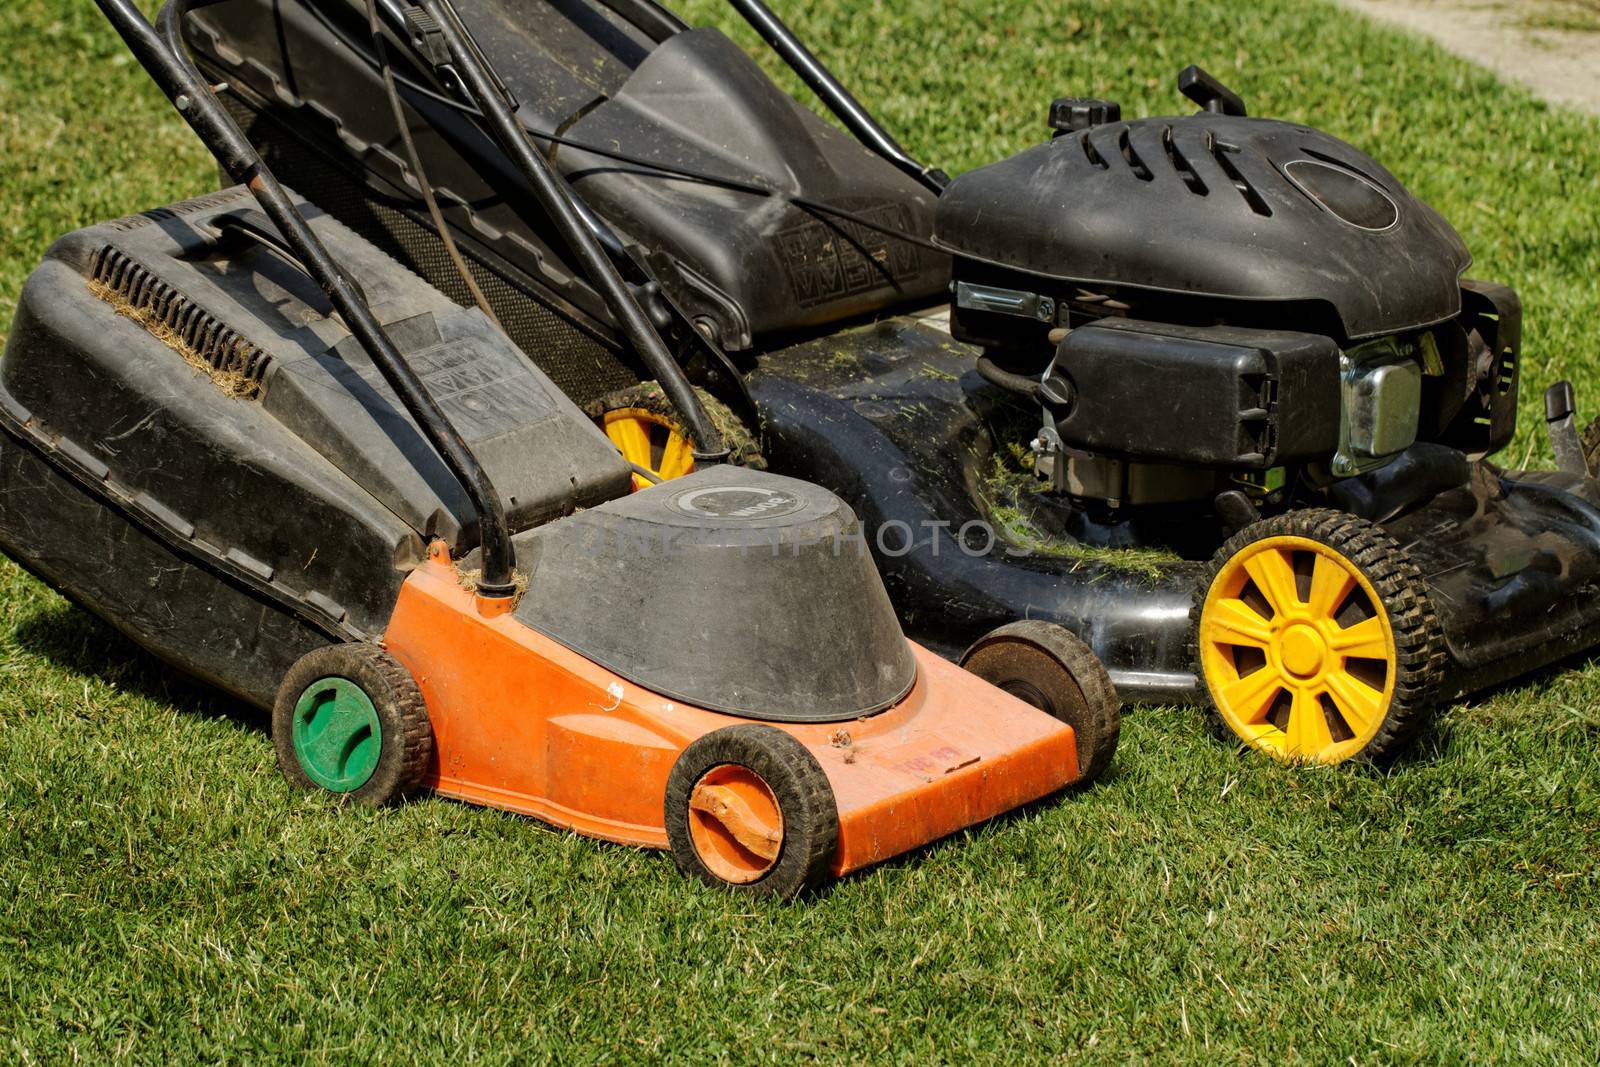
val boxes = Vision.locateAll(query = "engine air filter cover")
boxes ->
[934,114,1471,341]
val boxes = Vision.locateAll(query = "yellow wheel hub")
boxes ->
[1199,534,1398,764]
[601,407,695,491]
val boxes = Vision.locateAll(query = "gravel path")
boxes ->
[1339,0,1600,113]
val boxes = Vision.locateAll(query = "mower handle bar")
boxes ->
[187,0,733,460]
[722,0,949,196]
[410,0,729,461]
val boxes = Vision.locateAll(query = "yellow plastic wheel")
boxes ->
[602,407,695,491]
[587,382,765,492]
[1197,510,1443,765]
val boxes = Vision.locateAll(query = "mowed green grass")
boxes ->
[2,0,1599,1061]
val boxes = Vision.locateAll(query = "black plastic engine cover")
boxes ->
[1047,319,1341,467]
[935,114,1471,342]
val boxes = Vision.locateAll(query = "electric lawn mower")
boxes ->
[0,0,1125,899]
[175,0,1600,766]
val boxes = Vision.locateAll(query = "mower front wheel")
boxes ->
[664,725,838,899]
[959,621,1122,784]
[1194,509,1445,765]
[272,643,434,806]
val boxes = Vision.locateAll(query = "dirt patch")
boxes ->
[1338,0,1600,113]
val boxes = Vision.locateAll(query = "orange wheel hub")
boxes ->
[687,764,784,885]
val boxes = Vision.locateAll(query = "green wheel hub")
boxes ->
[291,677,383,792]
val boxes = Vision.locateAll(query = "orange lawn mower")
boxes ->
[0,0,1121,898]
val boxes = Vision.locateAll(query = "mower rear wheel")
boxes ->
[1194,509,1444,765]
[664,725,838,899]
[272,643,433,806]
[587,382,764,491]
[959,621,1121,784]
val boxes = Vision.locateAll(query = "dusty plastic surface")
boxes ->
[515,465,917,721]
[183,4,948,353]
[0,189,627,704]
[936,114,1471,342]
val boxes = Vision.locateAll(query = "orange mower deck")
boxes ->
[383,544,1080,878]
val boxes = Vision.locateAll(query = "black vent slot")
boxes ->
[89,246,272,399]
[1162,126,1208,195]
[1211,141,1272,216]
[1117,128,1153,181]
[1080,130,1110,169]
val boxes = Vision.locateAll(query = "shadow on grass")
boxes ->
[9,600,266,735]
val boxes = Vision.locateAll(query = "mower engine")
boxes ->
[933,75,1521,513]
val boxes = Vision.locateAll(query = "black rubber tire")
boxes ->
[664,724,838,900]
[959,621,1122,784]
[1579,414,1600,477]
[1190,508,1447,766]
[272,643,434,806]
[585,381,766,473]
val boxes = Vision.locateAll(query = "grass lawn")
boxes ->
[3,0,1599,1061]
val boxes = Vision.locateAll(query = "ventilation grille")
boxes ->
[1208,138,1272,217]
[1079,125,1272,217]
[90,246,271,399]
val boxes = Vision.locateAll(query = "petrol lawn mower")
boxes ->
[0,0,1125,900]
[172,0,1600,767]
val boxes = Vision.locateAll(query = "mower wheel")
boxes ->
[664,725,838,899]
[272,643,433,806]
[959,621,1121,784]
[586,382,764,491]
[1193,509,1446,766]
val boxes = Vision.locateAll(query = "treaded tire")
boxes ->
[665,724,838,899]
[272,643,433,806]
[585,381,765,472]
[1191,508,1447,766]
[959,621,1121,784]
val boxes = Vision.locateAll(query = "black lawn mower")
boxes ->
[171,0,1600,765]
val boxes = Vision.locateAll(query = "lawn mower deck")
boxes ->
[748,315,1600,708]
[386,540,1078,876]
